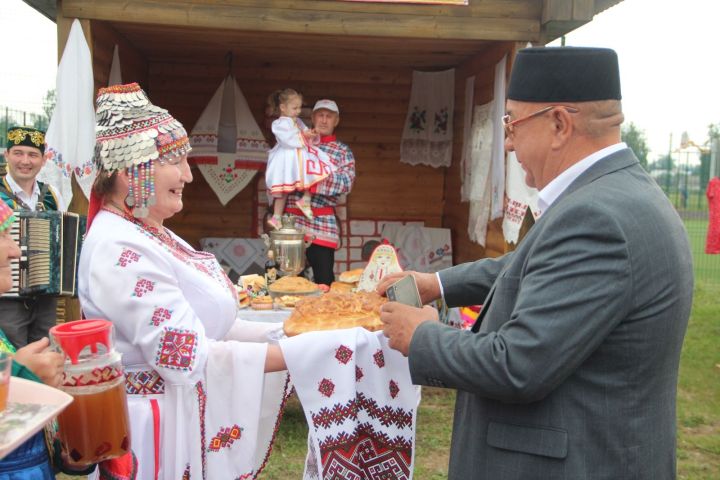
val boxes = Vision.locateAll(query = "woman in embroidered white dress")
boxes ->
[78,83,288,480]
[265,88,335,229]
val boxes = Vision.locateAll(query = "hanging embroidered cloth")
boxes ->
[460,75,475,202]
[489,55,508,220]
[189,75,269,205]
[279,328,420,480]
[39,19,96,203]
[400,69,455,168]
[108,44,122,86]
[465,102,494,246]
[502,151,539,244]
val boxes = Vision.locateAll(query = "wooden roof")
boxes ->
[29,1,624,48]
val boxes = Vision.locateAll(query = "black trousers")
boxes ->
[306,244,335,285]
[0,297,57,348]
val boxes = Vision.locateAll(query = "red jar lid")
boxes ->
[50,319,113,365]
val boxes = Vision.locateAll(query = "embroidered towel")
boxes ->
[466,102,494,246]
[39,19,96,203]
[189,75,269,205]
[401,69,455,168]
[490,55,508,220]
[280,328,420,480]
[502,151,539,244]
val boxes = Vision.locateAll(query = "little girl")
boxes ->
[265,88,334,230]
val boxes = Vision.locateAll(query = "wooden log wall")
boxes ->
[143,62,446,247]
[442,42,518,263]
[92,21,149,93]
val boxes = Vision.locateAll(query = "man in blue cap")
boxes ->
[379,47,693,479]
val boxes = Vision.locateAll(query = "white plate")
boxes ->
[0,377,73,459]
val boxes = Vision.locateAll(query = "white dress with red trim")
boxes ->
[266,117,335,197]
[78,210,289,480]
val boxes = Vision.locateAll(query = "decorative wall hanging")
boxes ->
[189,75,269,205]
[39,19,96,203]
[400,69,455,168]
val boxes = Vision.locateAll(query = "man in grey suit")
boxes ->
[379,47,693,479]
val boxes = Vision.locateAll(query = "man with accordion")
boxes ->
[0,126,66,348]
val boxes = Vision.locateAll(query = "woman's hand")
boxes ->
[14,337,65,387]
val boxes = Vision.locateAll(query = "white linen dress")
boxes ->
[78,209,288,480]
[266,116,334,197]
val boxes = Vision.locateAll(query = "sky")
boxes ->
[0,0,718,160]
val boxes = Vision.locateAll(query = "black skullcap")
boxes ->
[507,47,621,102]
[6,126,45,154]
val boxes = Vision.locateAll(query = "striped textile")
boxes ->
[285,138,355,248]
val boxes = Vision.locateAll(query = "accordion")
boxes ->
[3,211,86,298]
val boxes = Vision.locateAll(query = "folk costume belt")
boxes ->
[285,206,335,217]
[125,369,165,395]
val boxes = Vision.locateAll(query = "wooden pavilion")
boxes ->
[26,0,621,265]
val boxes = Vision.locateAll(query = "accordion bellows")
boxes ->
[3,211,86,298]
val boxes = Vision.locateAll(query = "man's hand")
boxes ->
[376,271,442,305]
[380,302,439,356]
[14,338,64,387]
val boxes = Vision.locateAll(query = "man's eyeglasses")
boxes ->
[502,105,579,137]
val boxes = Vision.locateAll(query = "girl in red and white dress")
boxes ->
[265,89,335,229]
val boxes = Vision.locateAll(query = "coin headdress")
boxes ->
[94,83,191,218]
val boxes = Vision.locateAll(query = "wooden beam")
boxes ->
[62,0,541,41]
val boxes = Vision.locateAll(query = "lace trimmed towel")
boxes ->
[189,75,269,205]
[401,69,455,168]
[39,19,96,203]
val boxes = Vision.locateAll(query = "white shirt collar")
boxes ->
[4,173,41,210]
[537,142,627,214]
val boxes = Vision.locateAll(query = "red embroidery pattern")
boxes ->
[373,349,385,368]
[389,380,400,399]
[319,423,413,480]
[182,464,190,480]
[62,366,123,387]
[132,277,155,297]
[335,345,353,365]
[125,370,165,395]
[311,392,413,430]
[155,327,198,371]
[196,382,207,478]
[150,307,173,327]
[318,378,335,398]
[355,366,364,382]
[116,248,141,267]
[208,424,243,452]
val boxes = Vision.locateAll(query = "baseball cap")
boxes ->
[312,99,339,114]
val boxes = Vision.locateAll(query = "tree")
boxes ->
[621,122,649,170]
[42,89,56,121]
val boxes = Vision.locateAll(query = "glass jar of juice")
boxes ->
[50,319,131,467]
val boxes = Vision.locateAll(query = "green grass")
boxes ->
[685,219,720,284]
[676,280,720,479]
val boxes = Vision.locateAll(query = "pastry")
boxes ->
[268,275,319,294]
[283,291,387,336]
[338,268,364,284]
[250,295,274,310]
[329,281,354,293]
[277,295,302,308]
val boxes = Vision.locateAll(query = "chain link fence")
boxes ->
[654,140,720,284]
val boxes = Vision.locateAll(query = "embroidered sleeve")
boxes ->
[272,117,305,149]
[87,239,208,385]
[314,143,356,197]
